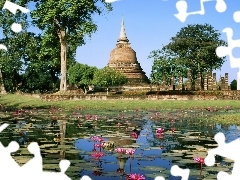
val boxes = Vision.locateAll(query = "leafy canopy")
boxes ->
[92,67,128,87]
[149,23,227,86]
[163,23,227,72]
[68,62,98,88]
[23,0,113,52]
[230,79,237,90]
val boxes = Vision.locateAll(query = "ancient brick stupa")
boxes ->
[107,18,149,84]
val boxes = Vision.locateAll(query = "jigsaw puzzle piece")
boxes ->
[217,171,232,180]
[204,132,240,166]
[175,0,227,23]
[39,160,71,180]
[170,165,190,180]
[205,132,240,180]
[174,0,188,22]
[233,11,240,23]
[21,142,42,174]
[81,175,93,180]
[0,123,9,132]
[215,0,227,13]
[0,141,21,178]
[154,176,165,180]
[216,28,240,69]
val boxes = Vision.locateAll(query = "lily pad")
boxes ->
[139,166,166,172]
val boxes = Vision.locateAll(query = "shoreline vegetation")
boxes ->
[1,93,240,110]
[1,94,240,125]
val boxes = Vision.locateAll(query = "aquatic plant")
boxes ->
[171,127,176,133]
[91,152,104,160]
[117,123,121,127]
[194,157,205,164]
[94,143,104,148]
[115,148,126,154]
[193,157,205,177]
[156,128,164,134]
[131,132,138,139]
[126,148,135,156]
[91,136,104,142]
[126,173,145,180]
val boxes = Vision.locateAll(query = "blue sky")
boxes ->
[2,0,240,84]
[76,0,240,85]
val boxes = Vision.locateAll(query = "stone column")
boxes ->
[179,76,183,90]
[162,75,166,90]
[203,74,207,90]
[196,72,201,90]
[237,71,240,90]
[225,73,228,90]
[221,77,225,90]
[212,73,217,90]
[187,70,191,90]
[207,71,212,90]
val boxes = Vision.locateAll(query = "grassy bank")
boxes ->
[1,94,240,125]
[1,94,240,110]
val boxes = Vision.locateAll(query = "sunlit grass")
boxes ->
[1,94,240,110]
[207,113,240,125]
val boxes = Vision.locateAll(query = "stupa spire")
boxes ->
[117,17,129,44]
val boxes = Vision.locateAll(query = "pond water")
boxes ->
[0,106,239,180]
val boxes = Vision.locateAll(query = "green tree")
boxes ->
[149,24,227,90]
[92,67,128,95]
[149,49,187,86]
[20,66,57,93]
[68,62,98,94]
[230,79,237,90]
[20,0,113,92]
[0,0,30,92]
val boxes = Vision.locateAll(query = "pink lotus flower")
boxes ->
[117,123,121,127]
[131,132,138,139]
[126,173,145,180]
[86,114,92,120]
[156,133,164,138]
[126,148,136,155]
[91,152,104,160]
[91,136,104,142]
[194,157,205,164]
[194,157,205,177]
[156,128,164,134]
[115,148,126,154]
[94,143,104,148]
[171,127,176,133]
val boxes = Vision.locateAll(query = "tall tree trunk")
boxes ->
[59,120,66,159]
[0,68,6,94]
[58,29,67,91]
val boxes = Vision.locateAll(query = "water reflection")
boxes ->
[59,120,67,159]
[0,107,239,179]
[116,156,128,174]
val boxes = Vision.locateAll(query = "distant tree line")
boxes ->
[0,0,113,93]
[0,0,236,93]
